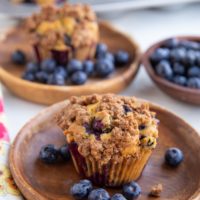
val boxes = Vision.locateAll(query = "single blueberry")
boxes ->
[59,144,70,161]
[111,194,127,200]
[184,50,197,66]
[88,189,110,200]
[35,71,49,83]
[83,60,94,76]
[22,72,35,81]
[115,50,130,66]
[139,124,146,130]
[170,47,186,63]
[123,181,141,200]
[105,52,115,63]
[95,59,115,77]
[155,60,173,80]
[187,66,200,77]
[71,71,87,85]
[163,38,179,49]
[95,43,108,58]
[47,73,65,85]
[39,144,59,164]
[196,51,200,65]
[55,66,68,79]
[92,119,104,133]
[187,77,200,89]
[150,48,170,64]
[67,59,83,74]
[123,105,132,114]
[26,62,40,73]
[173,75,187,86]
[41,59,56,73]
[11,50,26,65]
[173,63,185,75]
[165,147,184,167]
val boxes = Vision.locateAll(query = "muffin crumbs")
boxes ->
[149,183,163,197]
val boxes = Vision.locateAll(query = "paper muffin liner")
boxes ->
[68,141,152,187]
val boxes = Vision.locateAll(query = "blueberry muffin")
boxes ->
[56,94,159,186]
[25,4,99,64]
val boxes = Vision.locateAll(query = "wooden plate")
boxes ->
[0,21,140,105]
[142,36,200,105]
[9,99,200,200]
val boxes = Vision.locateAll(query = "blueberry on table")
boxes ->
[59,144,70,161]
[111,193,127,200]
[67,59,83,74]
[123,181,141,200]
[115,50,130,66]
[170,47,186,63]
[71,71,87,85]
[165,147,184,167]
[88,188,110,200]
[11,50,26,65]
[150,48,170,64]
[173,75,187,86]
[39,144,59,164]
[41,59,56,73]
[47,73,65,85]
[173,63,185,75]
[187,77,200,89]
[83,60,94,76]
[26,62,40,73]
[55,66,68,79]
[71,180,93,200]
[22,72,35,82]
[35,71,49,83]
[95,43,108,58]
[155,60,173,80]
[95,59,115,77]
[163,38,179,49]
[187,66,200,77]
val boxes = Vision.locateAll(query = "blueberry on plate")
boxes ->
[88,188,110,200]
[35,71,49,83]
[111,193,127,200]
[59,144,70,161]
[95,59,115,77]
[26,62,40,73]
[47,73,65,85]
[163,38,179,49]
[55,66,68,79]
[83,60,94,76]
[187,66,200,77]
[41,59,56,73]
[173,63,185,75]
[71,180,93,200]
[115,50,130,66]
[170,47,186,63]
[150,48,170,64]
[187,77,200,89]
[95,43,108,58]
[71,71,87,85]
[11,50,26,65]
[155,60,173,80]
[173,75,187,86]
[39,144,59,164]
[123,181,141,200]
[22,72,35,81]
[165,147,184,167]
[67,59,83,74]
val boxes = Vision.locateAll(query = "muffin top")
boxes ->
[56,94,159,165]
[25,4,99,51]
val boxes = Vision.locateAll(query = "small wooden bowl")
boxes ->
[142,36,200,105]
[0,21,140,105]
[9,99,200,200]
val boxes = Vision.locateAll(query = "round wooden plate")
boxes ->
[9,99,200,200]
[0,21,140,105]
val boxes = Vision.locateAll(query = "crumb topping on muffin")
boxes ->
[56,94,159,165]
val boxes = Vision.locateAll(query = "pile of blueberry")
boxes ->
[11,43,130,86]
[150,38,200,89]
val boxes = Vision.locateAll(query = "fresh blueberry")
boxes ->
[196,52,200,65]
[173,63,185,75]
[96,43,108,57]
[170,47,186,63]
[47,73,65,85]
[150,48,170,64]
[163,38,179,49]
[187,66,200,77]
[26,62,40,73]
[173,75,187,86]
[55,66,68,79]
[71,71,87,85]
[115,50,130,66]
[111,194,126,200]
[67,59,83,74]
[180,40,200,50]
[187,77,200,89]
[123,181,141,200]
[11,50,26,65]
[105,52,115,63]
[41,59,56,73]
[59,144,70,161]
[22,72,35,81]
[88,189,110,200]
[165,147,184,167]
[83,60,94,76]
[71,180,92,200]
[155,60,173,80]
[35,71,49,83]
[39,144,59,164]
[95,59,115,77]
[184,50,197,66]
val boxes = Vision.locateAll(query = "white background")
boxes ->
[0,2,200,140]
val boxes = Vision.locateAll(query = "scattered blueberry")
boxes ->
[71,71,87,85]
[41,59,56,73]
[35,71,49,83]
[39,144,59,164]
[22,72,35,81]
[96,43,108,58]
[26,62,39,73]
[83,60,94,76]
[88,189,110,200]
[165,147,184,167]
[47,73,65,85]
[187,66,200,77]
[155,60,173,80]
[173,63,185,75]
[115,50,130,66]
[95,59,115,77]
[150,48,170,63]
[111,194,127,200]
[11,50,26,65]
[123,181,141,200]
[67,59,83,74]
[187,77,200,89]
[163,38,179,49]
[173,75,187,86]
[59,144,70,161]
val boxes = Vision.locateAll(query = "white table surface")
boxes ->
[1,3,200,141]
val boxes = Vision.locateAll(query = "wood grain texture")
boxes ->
[0,21,140,105]
[142,36,200,105]
[9,100,200,200]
